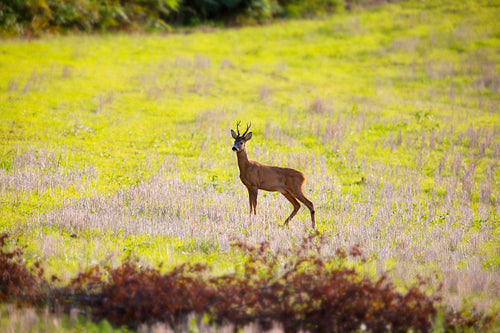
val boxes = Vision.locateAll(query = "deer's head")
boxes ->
[231,121,252,152]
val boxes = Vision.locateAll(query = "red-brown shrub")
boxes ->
[0,233,45,304]
[0,233,494,331]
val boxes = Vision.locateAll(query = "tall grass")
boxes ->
[26,119,498,311]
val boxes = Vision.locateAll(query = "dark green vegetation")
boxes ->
[1,0,499,331]
[1,0,348,36]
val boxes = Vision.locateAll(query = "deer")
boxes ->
[231,122,316,228]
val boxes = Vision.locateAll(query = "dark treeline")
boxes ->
[0,0,377,37]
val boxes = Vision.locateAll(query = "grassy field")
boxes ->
[1,0,500,330]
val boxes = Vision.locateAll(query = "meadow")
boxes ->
[1,0,499,330]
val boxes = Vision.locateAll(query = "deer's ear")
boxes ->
[231,129,238,139]
[244,132,252,141]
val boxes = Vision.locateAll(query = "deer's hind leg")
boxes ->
[296,193,315,229]
[282,192,301,226]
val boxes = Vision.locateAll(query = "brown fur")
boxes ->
[231,125,315,228]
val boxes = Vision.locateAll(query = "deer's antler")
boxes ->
[235,121,251,138]
[242,122,252,137]
[235,121,242,136]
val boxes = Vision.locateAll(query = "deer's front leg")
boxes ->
[247,186,258,215]
[251,188,258,214]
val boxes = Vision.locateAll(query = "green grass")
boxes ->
[1,0,500,329]
[0,304,130,333]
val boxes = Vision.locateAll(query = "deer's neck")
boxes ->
[236,149,251,173]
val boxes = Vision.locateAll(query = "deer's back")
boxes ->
[241,161,306,193]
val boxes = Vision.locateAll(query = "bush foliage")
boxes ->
[0,233,493,332]
[0,234,46,305]
[0,0,350,36]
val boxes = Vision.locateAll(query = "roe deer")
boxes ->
[231,122,316,228]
